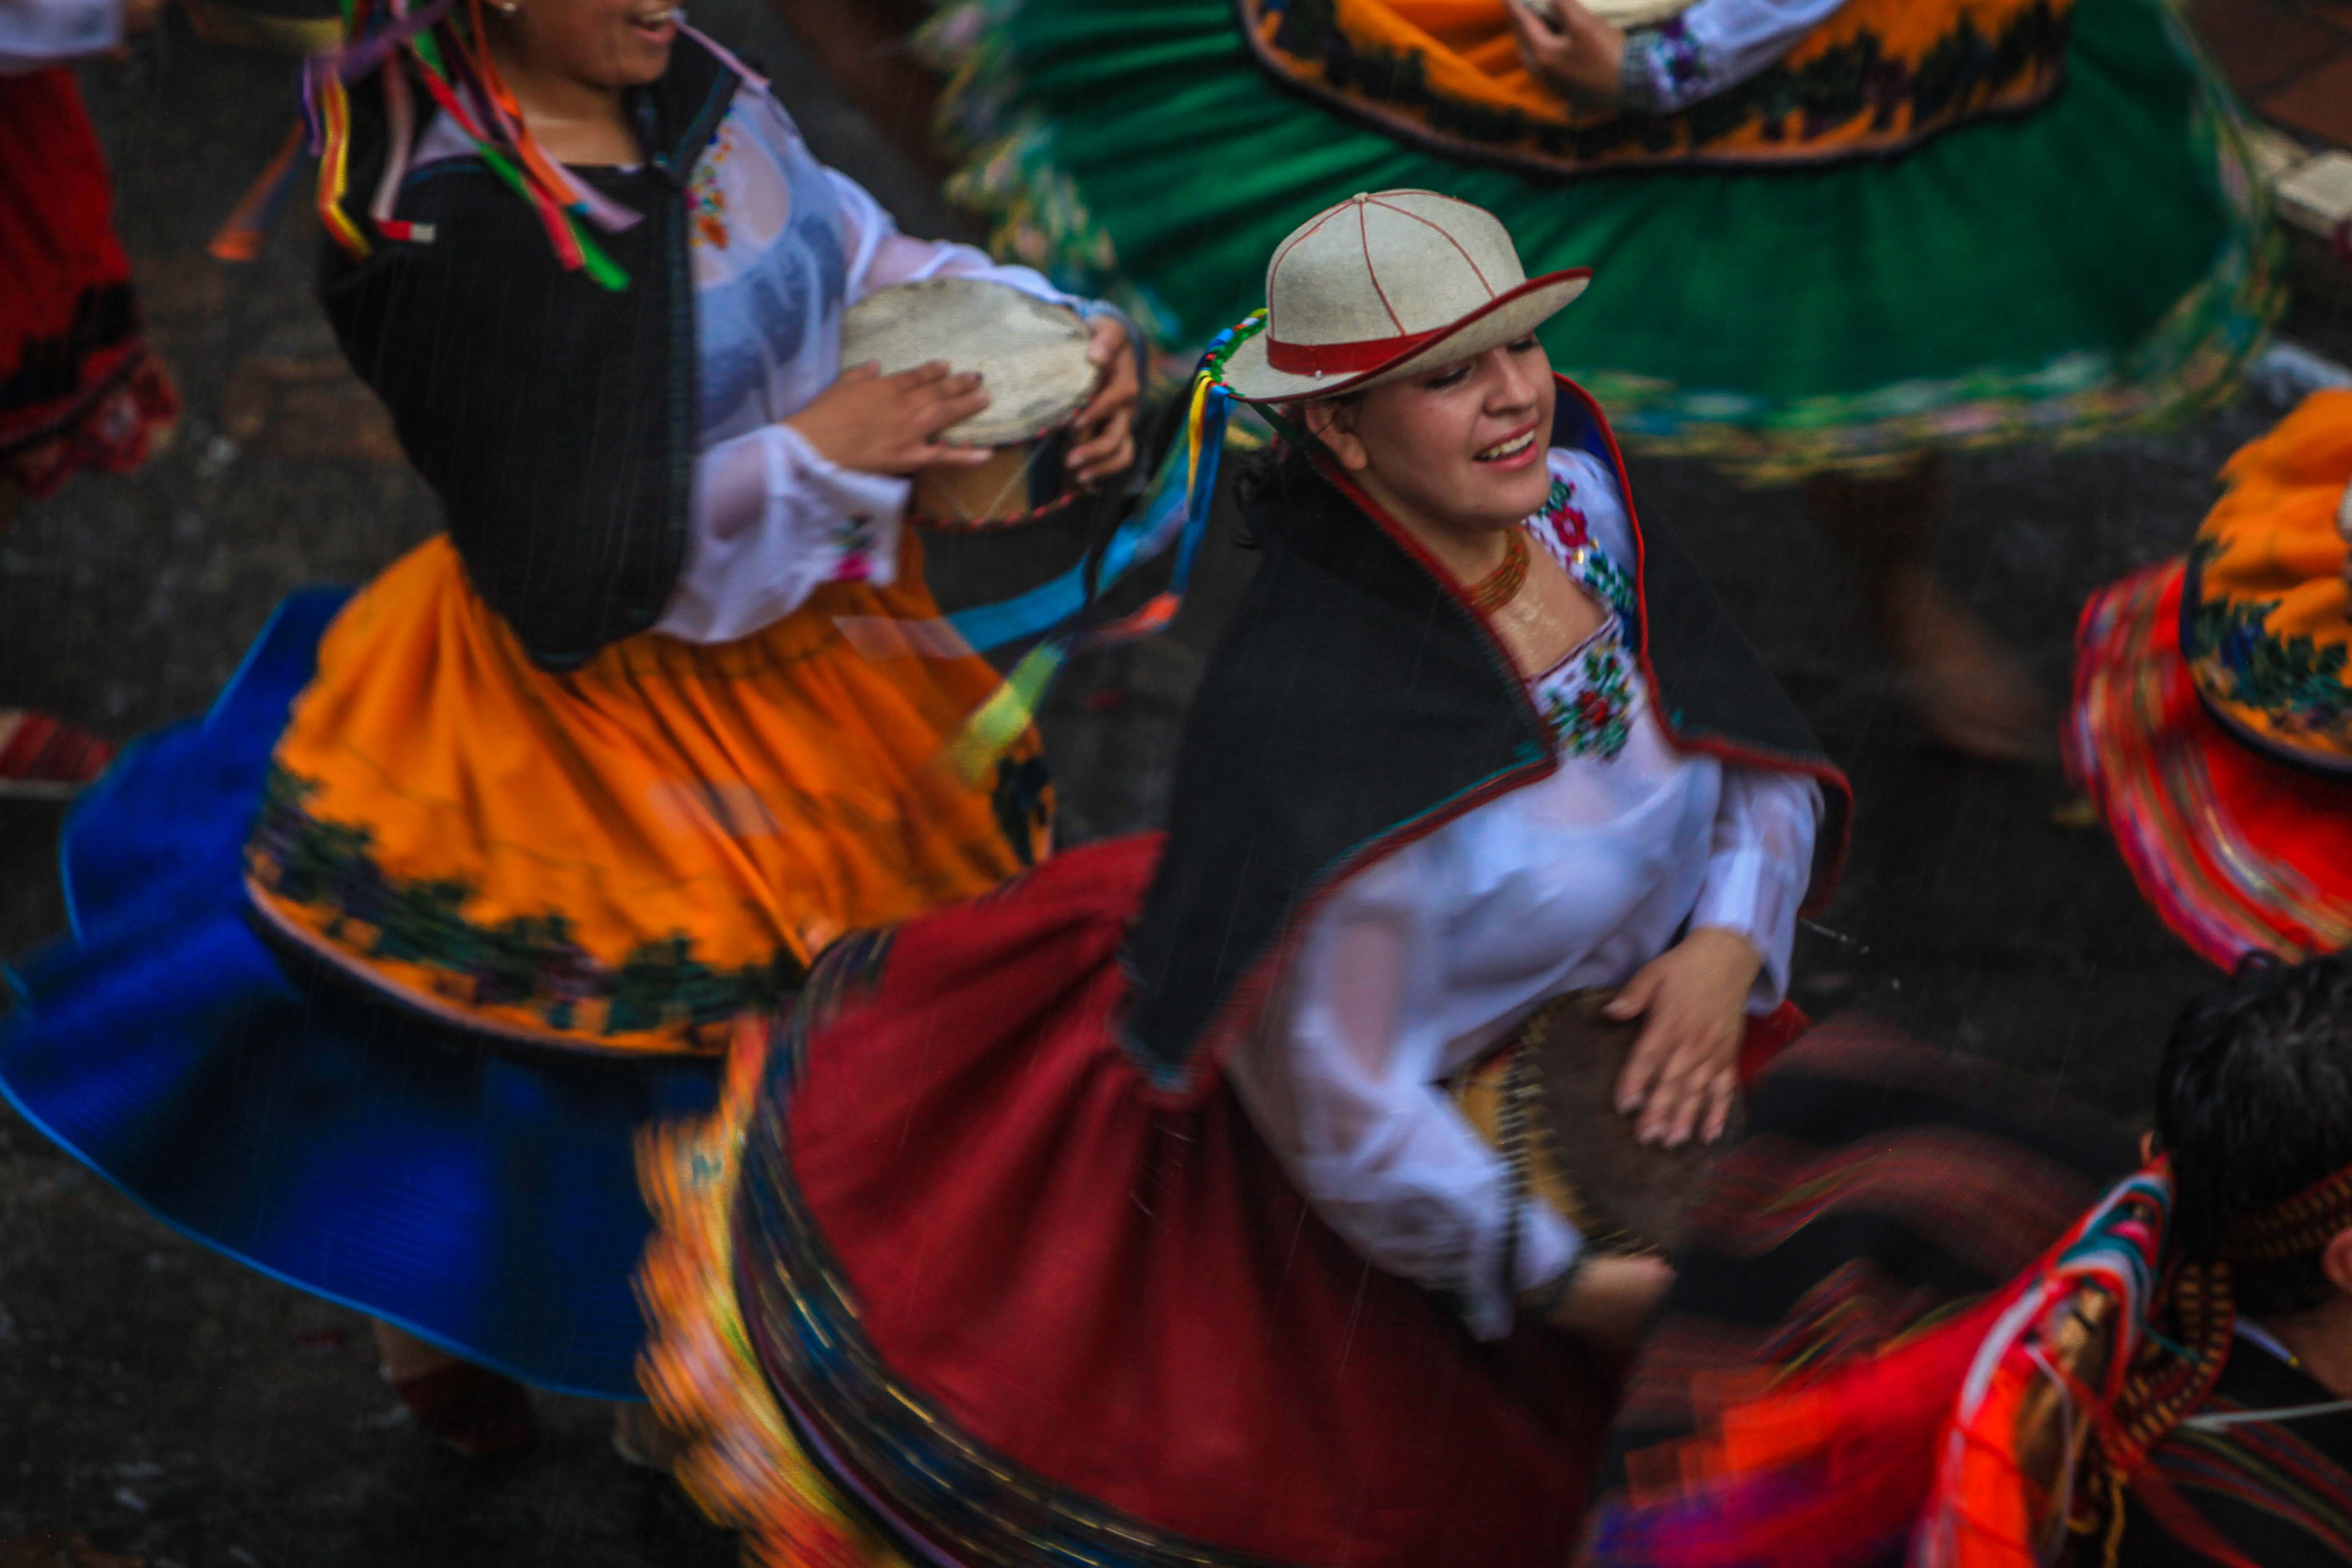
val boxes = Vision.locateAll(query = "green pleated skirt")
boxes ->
[924,0,2280,480]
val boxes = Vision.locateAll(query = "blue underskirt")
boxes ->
[0,590,717,1399]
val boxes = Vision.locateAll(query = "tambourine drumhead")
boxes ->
[1525,990,1738,1255]
[1462,988,1736,1256]
[1527,0,1698,27]
[839,278,1096,450]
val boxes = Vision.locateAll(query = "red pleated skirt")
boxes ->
[0,68,177,497]
[642,834,1619,1568]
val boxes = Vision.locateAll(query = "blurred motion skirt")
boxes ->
[0,537,1049,1396]
[927,0,2275,481]
[640,837,1616,1568]
[248,534,1050,1055]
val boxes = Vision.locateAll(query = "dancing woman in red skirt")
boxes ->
[0,0,179,797]
[641,191,1852,1567]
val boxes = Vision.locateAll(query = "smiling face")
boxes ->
[495,0,679,90]
[1308,336,1558,541]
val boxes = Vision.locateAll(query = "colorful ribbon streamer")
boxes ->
[942,313,1262,784]
[217,0,646,288]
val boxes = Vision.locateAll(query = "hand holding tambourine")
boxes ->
[794,279,1140,527]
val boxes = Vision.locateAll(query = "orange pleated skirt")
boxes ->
[245,534,1050,1056]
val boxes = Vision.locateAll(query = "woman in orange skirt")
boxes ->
[0,0,1138,1456]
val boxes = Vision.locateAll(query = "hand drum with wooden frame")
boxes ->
[1452,988,1741,1259]
[1525,0,1698,27]
[838,278,1099,530]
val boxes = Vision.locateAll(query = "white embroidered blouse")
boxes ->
[1223,446,1821,1342]
[413,66,1106,642]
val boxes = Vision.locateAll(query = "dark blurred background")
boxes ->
[3,0,2351,1560]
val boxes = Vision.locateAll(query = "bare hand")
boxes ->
[1544,1254,1674,1350]
[1065,313,1140,486]
[1504,0,1626,104]
[786,361,994,477]
[1606,928,1762,1148]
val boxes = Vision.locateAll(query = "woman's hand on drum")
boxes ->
[1605,927,1763,1148]
[785,361,996,476]
[1067,315,1141,487]
[1505,0,1626,105]
[1543,1254,1674,1350]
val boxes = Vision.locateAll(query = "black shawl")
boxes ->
[317,36,740,671]
[1121,378,1852,1099]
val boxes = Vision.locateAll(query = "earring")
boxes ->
[492,0,518,13]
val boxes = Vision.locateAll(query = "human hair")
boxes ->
[1233,395,1359,526]
[2155,952,2352,1316]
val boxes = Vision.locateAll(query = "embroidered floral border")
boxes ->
[1246,0,2072,178]
[914,0,2281,484]
[245,765,807,1050]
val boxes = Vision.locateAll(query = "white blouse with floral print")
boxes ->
[1224,446,1822,1342]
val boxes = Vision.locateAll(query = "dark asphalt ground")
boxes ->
[5,7,2352,1561]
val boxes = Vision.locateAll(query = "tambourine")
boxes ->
[1526,0,1699,28]
[1452,987,1740,1258]
[839,277,1100,530]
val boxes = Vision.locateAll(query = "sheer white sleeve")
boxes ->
[1617,0,1847,114]
[825,166,1147,378]
[1687,768,1821,1009]
[1227,866,1583,1342]
[654,423,905,642]
[0,0,121,70]
[830,167,1067,306]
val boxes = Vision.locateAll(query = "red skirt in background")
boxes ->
[0,67,177,499]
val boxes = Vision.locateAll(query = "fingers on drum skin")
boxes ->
[1618,1011,1679,1112]
[924,390,993,435]
[1068,412,1135,479]
[1635,1033,1709,1145]
[1666,1035,1734,1143]
[1702,1070,1736,1143]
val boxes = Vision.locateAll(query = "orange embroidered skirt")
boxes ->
[245,534,1051,1056]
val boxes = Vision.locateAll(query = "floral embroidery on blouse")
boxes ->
[687,125,736,251]
[825,514,881,584]
[1535,634,1637,761]
[1524,480,1643,763]
[1532,475,1637,619]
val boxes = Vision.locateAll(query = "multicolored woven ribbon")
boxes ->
[942,312,1261,783]
[213,0,653,288]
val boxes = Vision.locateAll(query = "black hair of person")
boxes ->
[1233,395,1363,542]
[2155,951,2352,1317]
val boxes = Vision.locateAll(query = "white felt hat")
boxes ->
[1220,190,1591,403]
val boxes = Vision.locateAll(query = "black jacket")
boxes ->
[317,36,741,670]
[1121,379,1852,1098]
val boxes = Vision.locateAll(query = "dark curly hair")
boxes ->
[2155,952,2352,1316]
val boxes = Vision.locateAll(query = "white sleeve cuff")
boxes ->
[655,423,908,643]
